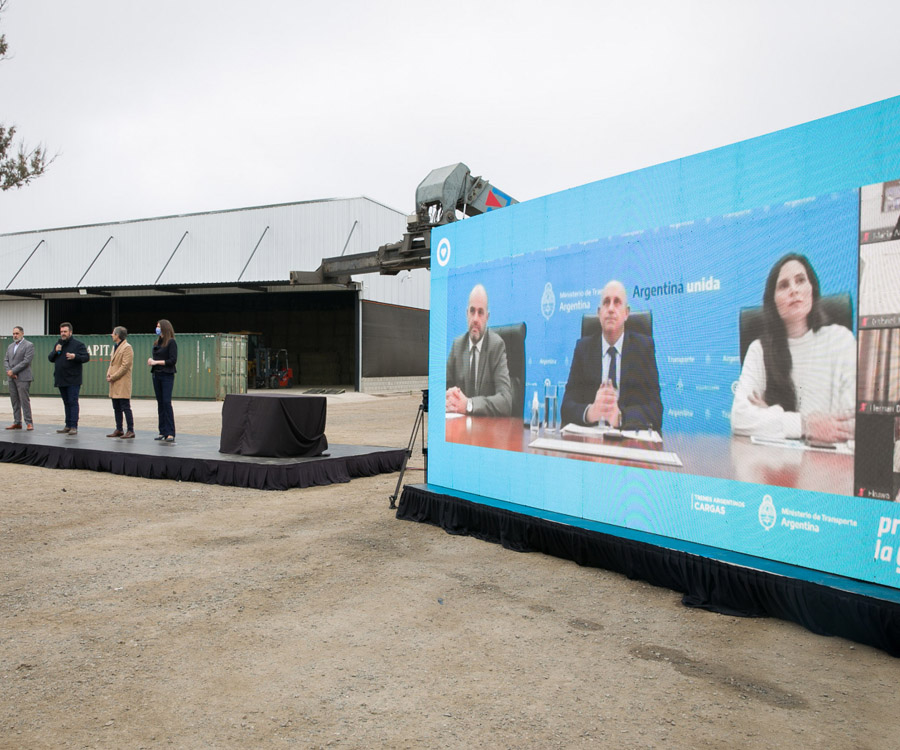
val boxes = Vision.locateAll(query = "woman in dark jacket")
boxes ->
[148,319,178,442]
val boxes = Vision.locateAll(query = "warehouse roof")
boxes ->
[0,196,408,299]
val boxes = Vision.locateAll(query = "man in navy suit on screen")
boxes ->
[561,280,663,432]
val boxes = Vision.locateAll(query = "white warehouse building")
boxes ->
[0,197,430,393]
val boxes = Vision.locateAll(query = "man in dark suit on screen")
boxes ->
[446,283,513,417]
[561,280,663,431]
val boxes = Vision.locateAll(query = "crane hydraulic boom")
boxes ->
[290,163,516,285]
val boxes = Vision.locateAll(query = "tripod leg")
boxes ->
[389,404,424,509]
[421,406,428,482]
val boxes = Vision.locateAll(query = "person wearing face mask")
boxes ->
[147,319,178,442]
[731,253,856,443]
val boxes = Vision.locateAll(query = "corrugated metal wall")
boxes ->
[0,299,44,337]
[0,198,425,308]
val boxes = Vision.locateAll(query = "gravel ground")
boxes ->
[1,391,896,749]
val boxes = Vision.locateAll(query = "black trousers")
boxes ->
[112,398,134,431]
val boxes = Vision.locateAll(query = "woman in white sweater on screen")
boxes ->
[731,253,856,443]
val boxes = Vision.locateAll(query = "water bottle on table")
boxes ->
[544,380,558,433]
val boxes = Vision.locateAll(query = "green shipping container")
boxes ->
[0,333,247,401]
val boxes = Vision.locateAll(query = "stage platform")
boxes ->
[0,425,406,491]
[397,483,900,656]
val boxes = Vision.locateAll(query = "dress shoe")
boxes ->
[26,424,33,431]
[121,431,135,439]
[107,430,124,438]
[56,427,71,433]
[5,423,21,430]
[67,428,78,435]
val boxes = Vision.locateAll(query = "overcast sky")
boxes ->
[0,0,897,235]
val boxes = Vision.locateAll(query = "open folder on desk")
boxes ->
[561,423,663,444]
[750,436,854,455]
[530,436,683,466]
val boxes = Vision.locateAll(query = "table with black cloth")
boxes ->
[219,394,328,458]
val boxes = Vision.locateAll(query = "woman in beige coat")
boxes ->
[106,326,135,438]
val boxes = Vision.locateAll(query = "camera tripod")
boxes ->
[389,389,428,509]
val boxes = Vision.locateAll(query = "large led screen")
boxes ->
[428,96,900,588]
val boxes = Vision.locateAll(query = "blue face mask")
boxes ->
[155,327,161,336]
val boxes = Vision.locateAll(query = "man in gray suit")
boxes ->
[446,284,513,416]
[5,326,35,430]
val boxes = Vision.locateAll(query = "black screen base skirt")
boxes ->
[397,483,900,657]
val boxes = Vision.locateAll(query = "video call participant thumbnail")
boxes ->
[561,280,663,431]
[731,253,856,443]
[446,283,513,417]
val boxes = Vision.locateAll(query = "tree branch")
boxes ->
[0,0,53,190]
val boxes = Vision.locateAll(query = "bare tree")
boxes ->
[0,0,51,191]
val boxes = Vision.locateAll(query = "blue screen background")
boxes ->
[428,96,900,588]
[446,192,859,433]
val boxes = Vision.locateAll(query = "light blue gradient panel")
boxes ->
[428,95,900,588]
[443,192,858,431]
